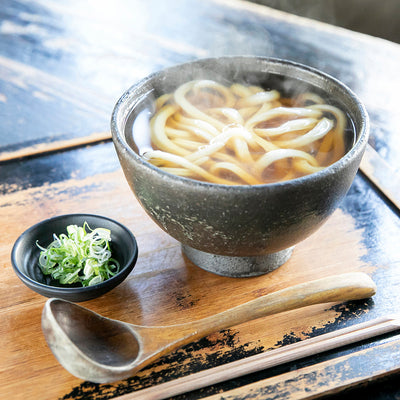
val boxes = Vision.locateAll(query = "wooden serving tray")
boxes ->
[1,142,400,399]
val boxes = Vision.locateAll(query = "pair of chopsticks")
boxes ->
[119,315,399,400]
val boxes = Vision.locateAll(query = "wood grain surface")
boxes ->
[1,142,400,399]
[1,0,400,399]
[1,0,400,173]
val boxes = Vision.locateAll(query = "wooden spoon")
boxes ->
[41,272,376,383]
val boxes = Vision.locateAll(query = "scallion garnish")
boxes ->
[36,222,120,287]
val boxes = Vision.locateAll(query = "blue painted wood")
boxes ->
[1,0,399,173]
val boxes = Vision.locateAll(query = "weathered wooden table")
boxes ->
[1,0,400,399]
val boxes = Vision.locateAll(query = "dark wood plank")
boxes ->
[1,0,399,174]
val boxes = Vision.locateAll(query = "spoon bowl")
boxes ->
[42,272,376,383]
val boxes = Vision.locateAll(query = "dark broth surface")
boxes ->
[126,77,355,185]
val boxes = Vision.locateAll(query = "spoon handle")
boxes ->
[180,272,376,339]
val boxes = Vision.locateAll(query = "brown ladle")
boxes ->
[41,272,376,383]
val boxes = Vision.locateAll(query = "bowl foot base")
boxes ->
[182,245,294,277]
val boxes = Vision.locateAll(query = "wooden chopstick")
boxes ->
[117,315,400,400]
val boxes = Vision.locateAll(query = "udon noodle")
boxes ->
[142,80,348,185]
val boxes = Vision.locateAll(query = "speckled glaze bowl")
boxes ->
[111,57,369,277]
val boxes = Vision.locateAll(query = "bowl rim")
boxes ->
[11,213,138,293]
[111,56,370,191]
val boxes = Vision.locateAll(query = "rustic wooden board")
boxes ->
[1,0,400,398]
[360,145,400,211]
[1,142,400,399]
[1,0,399,175]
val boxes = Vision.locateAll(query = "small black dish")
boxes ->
[11,214,138,302]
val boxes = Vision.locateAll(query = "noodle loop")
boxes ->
[143,80,348,185]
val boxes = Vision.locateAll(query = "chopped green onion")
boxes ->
[36,222,120,287]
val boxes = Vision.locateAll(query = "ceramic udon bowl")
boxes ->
[111,57,369,277]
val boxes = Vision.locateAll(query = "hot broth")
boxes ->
[129,79,354,185]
